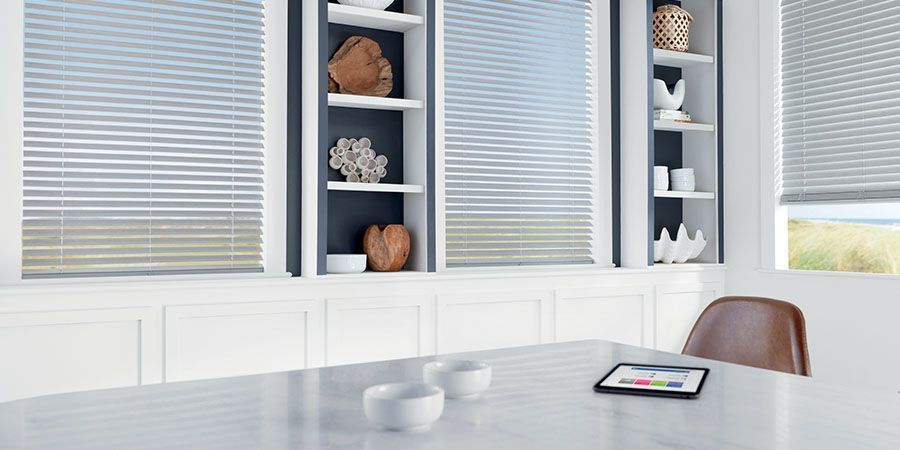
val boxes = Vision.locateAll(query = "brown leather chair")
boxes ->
[682,296,811,376]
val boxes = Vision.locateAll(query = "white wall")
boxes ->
[723,0,900,394]
[0,267,724,402]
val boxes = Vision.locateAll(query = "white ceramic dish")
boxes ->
[423,360,492,399]
[363,383,444,431]
[326,254,367,274]
[670,168,694,179]
[338,0,395,10]
[671,179,695,192]
[654,224,708,264]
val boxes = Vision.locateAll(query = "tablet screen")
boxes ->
[597,364,708,395]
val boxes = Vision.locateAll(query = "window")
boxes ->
[442,0,603,268]
[788,203,900,274]
[777,0,900,274]
[21,0,267,278]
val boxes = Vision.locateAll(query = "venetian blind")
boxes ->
[22,0,266,278]
[443,0,596,267]
[779,0,900,203]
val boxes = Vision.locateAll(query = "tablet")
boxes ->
[593,363,709,399]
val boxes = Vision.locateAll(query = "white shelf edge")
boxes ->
[327,4,424,32]
[653,120,715,132]
[652,48,714,67]
[321,269,432,279]
[654,190,716,199]
[328,181,424,194]
[328,93,423,111]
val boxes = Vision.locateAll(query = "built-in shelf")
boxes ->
[649,262,726,270]
[652,48,714,67]
[654,190,715,200]
[328,93,424,111]
[653,120,715,132]
[328,181,424,194]
[327,3,424,32]
[322,269,431,279]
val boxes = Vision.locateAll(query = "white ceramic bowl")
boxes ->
[363,383,444,431]
[670,168,694,179]
[326,254,367,274]
[671,179,695,192]
[338,0,395,10]
[423,360,492,399]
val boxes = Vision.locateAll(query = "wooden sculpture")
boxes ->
[363,224,410,272]
[328,36,393,97]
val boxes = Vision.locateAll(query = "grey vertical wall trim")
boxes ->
[286,0,302,276]
[611,0,621,267]
[426,1,436,272]
[645,0,655,266]
[716,0,724,263]
[317,0,329,275]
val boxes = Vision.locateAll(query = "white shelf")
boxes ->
[654,120,714,132]
[654,190,715,200]
[327,4,424,32]
[652,48,714,67]
[328,181,424,194]
[322,269,431,279]
[328,93,423,111]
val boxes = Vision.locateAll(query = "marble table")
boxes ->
[1,340,898,449]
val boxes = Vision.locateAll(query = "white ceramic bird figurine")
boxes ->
[653,79,686,110]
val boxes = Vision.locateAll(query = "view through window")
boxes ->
[789,203,900,274]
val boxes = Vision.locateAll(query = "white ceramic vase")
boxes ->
[653,79,686,111]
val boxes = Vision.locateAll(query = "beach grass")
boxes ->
[789,219,900,274]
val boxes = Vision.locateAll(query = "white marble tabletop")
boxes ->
[1,340,898,449]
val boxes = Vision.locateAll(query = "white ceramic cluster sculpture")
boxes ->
[654,224,708,264]
[328,137,388,183]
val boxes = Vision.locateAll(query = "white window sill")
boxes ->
[758,268,900,282]
[0,272,293,295]
[0,264,729,297]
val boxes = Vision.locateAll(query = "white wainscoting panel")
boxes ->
[0,308,160,403]
[326,296,435,366]
[436,291,552,354]
[654,282,723,353]
[555,286,654,347]
[164,300,324,382]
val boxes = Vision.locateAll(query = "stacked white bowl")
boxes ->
[653,166,669,191]
[670,168,695,192]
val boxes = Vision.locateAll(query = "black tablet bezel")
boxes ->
[592,363,710,399]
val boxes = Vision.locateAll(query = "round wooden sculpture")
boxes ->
[363,224,410,272]
[328,36,393,97]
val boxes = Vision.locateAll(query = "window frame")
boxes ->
[0,0,289,283]
[760,0,788,271]
[761,0,900,276]
[434,0,613,272]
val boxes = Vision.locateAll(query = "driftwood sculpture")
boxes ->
[328,36,393,97]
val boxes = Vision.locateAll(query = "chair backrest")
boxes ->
[682,296,811,376]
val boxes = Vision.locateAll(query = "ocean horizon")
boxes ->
[795,218,900,227]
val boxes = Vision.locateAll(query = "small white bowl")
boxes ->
[326,254,367,274]
[423,360,492,399]
[338,0,395,10]
[671,179,696,192]
[363,383,444,431]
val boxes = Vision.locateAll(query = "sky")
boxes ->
[789,203,900,220]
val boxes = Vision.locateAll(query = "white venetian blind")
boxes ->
[22,0,266,278]
[443,0,596,267]
[779,0,900,203]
